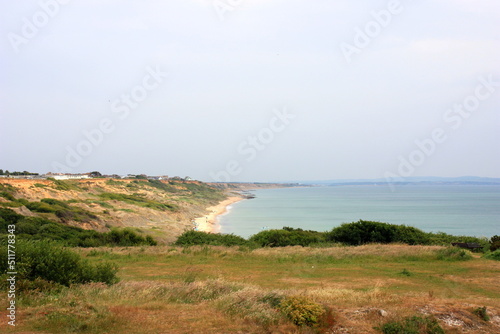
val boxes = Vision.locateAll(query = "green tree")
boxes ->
[490,235,500,252]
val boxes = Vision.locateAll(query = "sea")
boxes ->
[218,185,500,239]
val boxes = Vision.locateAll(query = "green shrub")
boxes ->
[483,249,500,261]
[98,192,178,211]
[174,230,248,247]
[327,220,399,245]
[106,228,157,246]
[279,295,325,327]
[167,181,226,202]
[399,268,412,277]
[0,208,23,226]
[326,221,489,248]
[48,178,82,191]
[0,208,157,247]
[0,191,16,201]
[146,179,180,193]
[40,198,70,207]
[0,240,119,286]
[394,225,431,245]
[23,198,99,223]
[15,219,40,235]
[106,179,125,186]
[55,208,98,223]
[249,228,326,247]
[16,198,29,205]
[472,306,490,321]
[25,201,57,213]
[326,220,432,245]
[377,315,445,334]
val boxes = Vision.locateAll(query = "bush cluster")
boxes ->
[0,240,118,286]
[46,178,83,191]
[326,220,488,249]
[484,249,500,261]
[145,179,181,193]
[326,220,431,245]
[35,198,98,223]
[174,220,490,250]
[1,196,99,223]
[174,230,247,247]
[98,192,178,211]
[249,227,326,247]
[0,208,156,247]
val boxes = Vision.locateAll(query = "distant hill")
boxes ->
[300,176,500,186]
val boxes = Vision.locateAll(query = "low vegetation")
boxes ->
[473,306,490,322]
[249,227,326,247]
[484,249,500,261]
[174,230,247,247]
[279,295,326,327]
[2,244,498,333]
[0,208,156,247]
[377,315,445,334]
[175,220,491,251]
[98,192,178,211]
[0,240,118,287]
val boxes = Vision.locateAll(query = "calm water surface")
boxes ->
[219,185,500,238]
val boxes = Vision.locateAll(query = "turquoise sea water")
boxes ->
[218,185,500,238]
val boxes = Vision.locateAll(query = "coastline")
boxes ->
[193,196,245,233]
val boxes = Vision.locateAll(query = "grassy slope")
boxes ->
[2,244,499,333]
[0,178,228,243]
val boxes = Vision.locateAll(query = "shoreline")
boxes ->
[193,195,245,233]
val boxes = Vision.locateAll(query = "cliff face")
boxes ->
[0,178,227,243]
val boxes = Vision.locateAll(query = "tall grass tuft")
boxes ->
[216,287,286,327]
[435,247,472,261]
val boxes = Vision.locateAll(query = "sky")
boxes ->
[1,0,499,182]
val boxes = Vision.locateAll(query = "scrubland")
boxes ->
[2,244,499,333]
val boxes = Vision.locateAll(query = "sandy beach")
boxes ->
[193,196,244,233]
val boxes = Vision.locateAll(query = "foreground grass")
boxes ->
[2,244,500,333]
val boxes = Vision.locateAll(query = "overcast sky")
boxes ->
[1,0,499,182]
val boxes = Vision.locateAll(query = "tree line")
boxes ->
[0,169,39,176]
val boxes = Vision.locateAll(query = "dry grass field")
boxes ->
[2,244,499,333]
